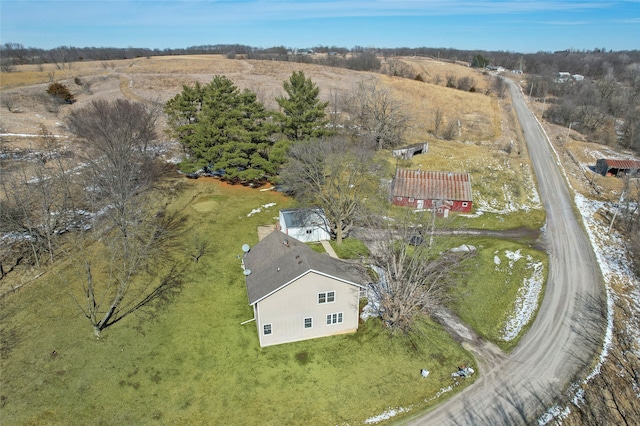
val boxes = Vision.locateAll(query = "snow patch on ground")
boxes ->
[505,249,523,267]
[538,404,571,425]
[363,383,459,424]
[493,254,501,265]
[450,244,476,253]
[502,256,544,341]
[427,385,454,401]
[246,203,276,217]
[364,407,409,424]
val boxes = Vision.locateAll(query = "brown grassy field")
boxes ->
[1,55,494,139]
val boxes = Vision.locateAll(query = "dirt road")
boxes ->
[406,80,605,424]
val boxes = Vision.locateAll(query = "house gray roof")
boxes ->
[243,230,365,305]
[280,207,328,229]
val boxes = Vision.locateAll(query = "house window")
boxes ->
[304,318,313,329]
[263,324,272,335]
[396,196,403,201]
[462,202,468,207]
[326,312,343,325]
[306,229,313,234]
[318,291,335,304]
[409,197,415,202]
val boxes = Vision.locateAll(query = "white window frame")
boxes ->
[304,317,313,329]
[326,312,343,325]
[263,324,272,335]
[462,202,469,207]
[318,291,335,304]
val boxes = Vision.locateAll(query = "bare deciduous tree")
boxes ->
[383,59,414,78]
[67,99,184,336]
[0,125,74,271]
[343,80,410,150]
[433,107,443,137]
[279,137,382,244]
[366,210,474,334]
[442,117,460,140]
[494,76,507,99]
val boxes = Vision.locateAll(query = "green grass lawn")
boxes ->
[330,238,370,259]
[0,178,476,425]
[444,236,548,352]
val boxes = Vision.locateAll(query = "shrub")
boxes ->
[457,76,476,92]
[46,82,76,104]
[443,119,459,140]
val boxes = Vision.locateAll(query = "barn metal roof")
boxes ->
[601,159,640,169]
[392,169,473,201]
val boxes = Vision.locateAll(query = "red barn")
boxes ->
[391,169,473,216]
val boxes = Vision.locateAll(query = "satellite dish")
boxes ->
[243,269,252,276]
[242,244,250,253]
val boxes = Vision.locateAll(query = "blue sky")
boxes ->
[1,1,638,53]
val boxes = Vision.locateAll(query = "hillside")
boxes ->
[2,55,636,424]
[0,55,496,143]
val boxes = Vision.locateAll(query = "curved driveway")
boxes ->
[407,80,605,424]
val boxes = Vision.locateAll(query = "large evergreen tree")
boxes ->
[164,75,279,183]
[276,70,331,140]
[471,54,489,69]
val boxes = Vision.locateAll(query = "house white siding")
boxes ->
[279,209,331,243]
[282,225,330,243]
[256,272,360,347]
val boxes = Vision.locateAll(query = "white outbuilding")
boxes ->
[278,207,331,243]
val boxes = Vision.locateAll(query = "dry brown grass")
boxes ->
[402,57,490,90]
[382,72,498,142]
[1,55,500,143]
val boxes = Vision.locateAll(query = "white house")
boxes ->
[278,208,331,243]
[243,230,366,347]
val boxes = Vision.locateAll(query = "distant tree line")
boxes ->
[4,41,637,80]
